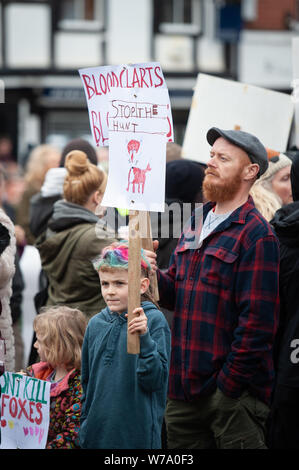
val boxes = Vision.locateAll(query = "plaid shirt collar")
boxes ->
[179,196,255,252]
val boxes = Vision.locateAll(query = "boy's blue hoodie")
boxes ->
[79,301,171,449]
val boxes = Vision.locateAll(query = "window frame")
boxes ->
[155,0,202,36]
[57,0,105,32]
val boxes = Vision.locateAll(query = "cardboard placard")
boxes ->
[79,62,174,146]
[182,73,294,164]
[0,372,51,449]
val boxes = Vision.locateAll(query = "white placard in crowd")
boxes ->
[182,73,294,164]
[101,87,169,212]
[79,62,174,147]
[0,372,51,449]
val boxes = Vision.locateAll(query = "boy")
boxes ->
[79,242,171,449]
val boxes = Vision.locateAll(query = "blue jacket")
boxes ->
[79,301,171,449]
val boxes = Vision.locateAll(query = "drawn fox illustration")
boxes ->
[126,139,151,194]
[126,163,151,194]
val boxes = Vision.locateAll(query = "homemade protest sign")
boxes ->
[80,63,171,354]
[0,371,51,449]
[182,73,294,164]
[105,87,168,353]
[79,62,174,146]
[101,86,168,212]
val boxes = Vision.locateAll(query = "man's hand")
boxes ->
[143,239,159,272]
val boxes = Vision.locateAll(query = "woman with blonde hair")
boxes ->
[16,144,60,245]
[24,144,61,190]
[250,181,282,222]
[35,150,117,318]
[24,306,87,448]
[250,153,293,222]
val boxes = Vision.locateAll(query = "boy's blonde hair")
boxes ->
[63,150,107,206]
[33,306,87,370]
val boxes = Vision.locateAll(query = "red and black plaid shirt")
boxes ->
[158,196,280,405]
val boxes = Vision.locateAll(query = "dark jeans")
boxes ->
[166,388,269,449]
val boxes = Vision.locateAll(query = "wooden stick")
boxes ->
[127,210,141,354]
[139,211,159,301]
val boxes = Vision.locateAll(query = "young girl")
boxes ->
[26,306,87,449]
[79,242,171,449]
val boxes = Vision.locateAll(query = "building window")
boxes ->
[58,0,104,30]
[241,0,257,22]
[159,0,192,24]
[154,0,202,35]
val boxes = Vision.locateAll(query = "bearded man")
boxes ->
[145,127,280,449]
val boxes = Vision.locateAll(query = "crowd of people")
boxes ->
[0,126,298,450]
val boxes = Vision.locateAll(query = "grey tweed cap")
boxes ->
[206,127,269,177]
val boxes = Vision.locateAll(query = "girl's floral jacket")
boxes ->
[28,361,82,449]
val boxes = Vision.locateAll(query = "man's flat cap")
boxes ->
[206,127,268,177]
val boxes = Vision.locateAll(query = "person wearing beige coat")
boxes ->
[0,208,16,371]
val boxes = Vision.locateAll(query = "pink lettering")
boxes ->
[29,401,35,423]
[145,67,153,87]
[91,111,108,146]
[82,74,95,100]
[154,66,164,88]
[119,69,126,88]
[9,397,18,418]
[1,394,9,414]
[99,74,108,95]
[131,68,141,88]
[139,68,149,88]
[35,402,43,425]
[18,398,29,420]
[111,71,119,88]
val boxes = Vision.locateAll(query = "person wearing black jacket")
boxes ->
[268,152,299,448]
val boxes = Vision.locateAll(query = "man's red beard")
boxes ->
[202,170,243,203]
